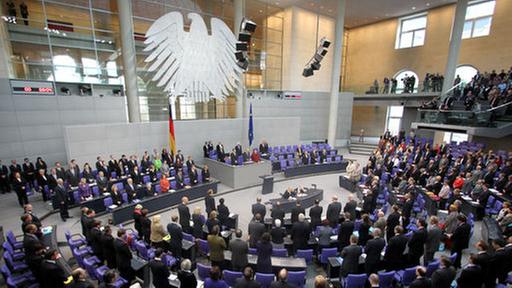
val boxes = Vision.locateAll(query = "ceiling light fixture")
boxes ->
[412,6,416,10]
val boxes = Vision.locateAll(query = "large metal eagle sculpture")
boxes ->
[144,12,242,102]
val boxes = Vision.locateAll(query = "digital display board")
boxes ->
[10,80,55,95]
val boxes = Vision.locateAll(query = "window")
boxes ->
[393,70,419,93]
[455,65,479,84]
[395,14,427,49]
[443,132,468,144]
[462,0,495,39]
[386,106,404,136]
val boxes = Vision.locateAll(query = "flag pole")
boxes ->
[168,96,177,155]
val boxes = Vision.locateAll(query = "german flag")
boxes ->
[168,98,177,154]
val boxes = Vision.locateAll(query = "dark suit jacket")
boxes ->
[178,204,191,228]
[385,234,408,261]
[386,212,400,236]
[177,270,197,288]
[271,206,285,222]
[217,204,230,226]
[408,228,427,257]
[457,264,483,288]
[409,277,432,288]
[290,221,310,250]
[234,278,261,288]
[431,267,456,288]
[149,259,171,288]
[89,227,103,257]
[66,169,80,187]
[341,244,362,276]
[309,205,323,227]
[114,238,132,270]
[205,195,216,215]
[338,220,354,249]
[40,259,67,288]
[365,237,386,265]
[252,203,266,219]
[166,223,183,250]
[125,184,137,202]
[23,233,42,264]
[343,200,357,220]
[473,251,491,281]
[229,238,249,269]
[451,223,471,251]
[290,205,305,223]
[248,221,266,247]
[54,185,68,204]
[326,202,341,225]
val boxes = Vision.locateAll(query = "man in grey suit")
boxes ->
[252,197,266,220]
[326,196,342,227]
[248,214,266,248]
[229,229,248,272]
[424,216,442,265]
[341,235,362,277]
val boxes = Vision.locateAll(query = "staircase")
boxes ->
[349,142,378,156]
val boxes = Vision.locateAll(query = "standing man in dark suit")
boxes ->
[340,235,362,277]
[22,158,35,190]
[216,142,225,162]
[229,229,248,272]
[473,240,492,288]
[456,254,483,288]
[290,213,310,253]
[409,266,432,288]
[386,205,401,242]
[338,212,354,250]
[343,194,357,220]
[166,215,182,258]
[326,196,341,227]
[178,197,191,234]
[66,162,80,187]
[54,179,70,221]
[23,224,44,282]
[290,200,305,223]
[217,198,230,228]
[449,214,471,268]
[0,160,10,193]
[407,218,427,266]
[309,199,323,228]
[248,214,266,248]
[490,238,508,285]
[271,202,285,223]
[40,249,67,288]
[252,197,266,220]
[149,248,171,288]
[205,189,216,216]
[424,216,442,265]
[12,172,28,207]
[114,229,134,283]
[384,226,408,271]
[431,256,456,288]
[364,228,386,274]
[9,160,22,182]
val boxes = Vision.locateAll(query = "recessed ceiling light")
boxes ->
[320,6,324,9]
[328,9,332,12]
[310,2,314,6]
[426,2,430,6]
[259,9,263,13]
[412,6,416,10]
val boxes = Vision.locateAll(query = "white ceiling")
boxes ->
[270,0,457,28]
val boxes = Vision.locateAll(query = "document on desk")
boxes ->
[461,196,472,201]
[336,257,343,265]
[168,274,177,281]
[229,213,235,218]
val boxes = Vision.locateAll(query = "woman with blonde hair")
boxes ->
[150,215,169,251]
[192,207,205,239]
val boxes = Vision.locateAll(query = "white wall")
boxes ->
[0,78,126,165]
[63,117,301,166]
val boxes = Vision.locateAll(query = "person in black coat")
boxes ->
[402,193,414,230]
[364,228,386,274]
[22,158,35,189]
[23,224,44,283]
[166,215,183,258]
[192,209,205,239]
[343,194,357,220]
[201,165,211,182]
[449,215,471,268]
[290,200,305,223]
[217,198,230,228]
[326,196,342,227]
[178,197,191,234]
[256,233,273,273]
[408,218,427,266]
[290,214,310,253]
[114,229,134,282]
[177,259,197,287]
[409,266,432,288]
[54,179,70,221]
[309,199,323,228]
[340,235,362,277]
[252,197,266,220]
[358,214,372,246]
[40,249,67,288]
[386,205,401,242]
[271,202,285,223]
[457,254,483,288]
[431,256,456,288]
[149,249,171,288]
[12,172,28,207]
[205,189,216,216]
[0,160,10,193]
[338,213,354,250]
[101,226,117,269]
[490,238,508,284]
[248,214,266,248]
[68,268,95,288]
[110,185,123,206]
[141,209,152,244]
[473,240,493,288]
[384,226,408,271]
[89,220,104,261]
[189,166,198,186]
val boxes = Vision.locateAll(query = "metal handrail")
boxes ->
[475,101,512,114]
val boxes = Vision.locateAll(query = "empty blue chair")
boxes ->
[3,252,28,273]
[272,248,287,257]
[182,232,195,242]
[73,191,81,204]
[394,267,416,286]
[103,197,114,211]
[110,171,117,179]
[256,273,274,288]
[425,260,439,277]
[1,265,35,287]
[95,265,109,281]
[184,178,190,186]
[343,273,367,288]
[280,159,287,171]
[121,193,128,203]
[378,271,395,288]
[83,257,100,280]
[287,271,306,288]
[116,182,124,191]
[198,239,209,256]
[92,186,99,197]
[319,248,337,265]
[143,175,150,184]
[249,247,257,255]
[65,230,86,249]
[155,184,161,193]
[170,181,177,190]
[296,249,313,264]
[197,263,211,281]
[6,231,23,250]
[135,240,155,260]
[224,270,243,286]
[113,276,128,288]
[2,242,24,261]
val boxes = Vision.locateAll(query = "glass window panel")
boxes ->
[82,57,100,75]
[402,16,427,32]
[44,2,92,31]
[266,16,283,30]
[452,133,468,144]
[50,55,82,82]
[472,17,492,37]
[394,70,419,93]
[387,118,401,136]
[93,11,120,33]
[462,21,473,39]
[399,32,413,48]
[412,29,425,47]
[389,106,404,117]
[455,65,478,83]
[465,0,495,19]
[443,132,452,143]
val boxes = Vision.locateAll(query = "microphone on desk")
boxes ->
[311,184,317,189]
